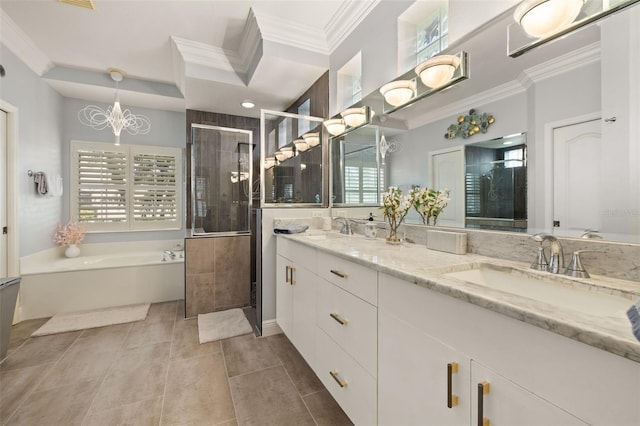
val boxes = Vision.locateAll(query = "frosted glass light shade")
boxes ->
[514,0,585,39]
[264,156,276,169]
[280,146,295,159]
[293,139,309,152]
[324,118,346,136]
[380,80,416,107]
[274,151,286,162]
[302,132,320,147]
[341,107,367,127]
[415,55,461,88]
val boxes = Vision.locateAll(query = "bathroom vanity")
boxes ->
[276,231,640,426]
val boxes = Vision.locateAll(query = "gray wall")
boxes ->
[1,42,187,256]
[0,44,64,257]
[61,98,186,245]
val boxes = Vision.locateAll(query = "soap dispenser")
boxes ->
[365,213,377,239]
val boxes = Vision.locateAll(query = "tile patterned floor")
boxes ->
[0,301,353,426]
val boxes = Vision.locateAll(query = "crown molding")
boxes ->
[253,9,329,54]
[325,0,381,53]
[0,9,53,76]
[406,80,525,130]
[518,41,601,88]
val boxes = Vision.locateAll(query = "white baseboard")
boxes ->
[261,319,282,337]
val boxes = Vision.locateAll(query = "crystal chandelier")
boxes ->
[78,68,151,146]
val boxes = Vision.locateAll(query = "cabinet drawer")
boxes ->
[278,238,316,273]
[317,278,377,377]
[316,329,377,426]
[317,250,377,305]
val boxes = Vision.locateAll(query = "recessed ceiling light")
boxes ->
[241,100,255,109]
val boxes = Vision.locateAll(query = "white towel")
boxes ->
[33,172,48,195]
[48,174,63,197]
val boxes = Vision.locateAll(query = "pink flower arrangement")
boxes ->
[53,222,86,246]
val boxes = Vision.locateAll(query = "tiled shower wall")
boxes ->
[184,235,251,318]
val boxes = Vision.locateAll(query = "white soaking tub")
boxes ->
[18,240,184,321]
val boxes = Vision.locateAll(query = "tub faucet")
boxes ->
[164,250,176,260]
[531,233,564,274]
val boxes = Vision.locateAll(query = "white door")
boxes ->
[1,109,7,278]
[471,361,587,426]
[429,147,465,228]
[379,310,471,426]
[553,119,602,238]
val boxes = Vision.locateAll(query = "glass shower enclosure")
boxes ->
[191,124,252,235]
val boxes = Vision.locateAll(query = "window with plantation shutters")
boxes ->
[71,141,182,232]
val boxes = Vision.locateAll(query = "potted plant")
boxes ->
[54,222,86,258]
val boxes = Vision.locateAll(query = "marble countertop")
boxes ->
[279,230,640,363]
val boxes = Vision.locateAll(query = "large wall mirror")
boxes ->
[332,2,639,245]
[260,110,327,207]
[330,125,382,206]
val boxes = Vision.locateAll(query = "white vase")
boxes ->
[65,244,80,258]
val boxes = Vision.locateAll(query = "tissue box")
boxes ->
[426,229,467,254]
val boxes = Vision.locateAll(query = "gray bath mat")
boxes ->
[198,308,253,343]
[32,303,150,336]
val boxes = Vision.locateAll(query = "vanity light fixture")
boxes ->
[78,68,151,146]
[514,0,585,39]
[264,156,277,169]
[379,79,416,107]
[341,107,367,127]
[279,146,295,160]
[274,151,286,162]
[302,132,320,147]
[293,138,309,152]
[415,55,461,89]
[324,118,346,136]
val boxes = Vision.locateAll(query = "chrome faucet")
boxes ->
[531,233,564,274]
[334,217,353,235]
[164,249,176,260]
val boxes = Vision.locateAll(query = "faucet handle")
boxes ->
[564,250,599,278]
[530,245,548,271]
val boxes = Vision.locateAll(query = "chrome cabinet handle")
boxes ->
[329,312,348,325]
[477,381,490,426]
[447,362,459,408]
[330,269,348,279]
[330,370,348,388]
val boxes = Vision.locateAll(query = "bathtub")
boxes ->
[18,240,184,321]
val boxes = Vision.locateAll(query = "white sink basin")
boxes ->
[443,263,633,317]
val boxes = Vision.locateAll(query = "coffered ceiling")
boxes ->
[0,0,378,117]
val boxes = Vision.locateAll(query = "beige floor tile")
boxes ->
[214,419,238,426]
[5,378,100,426]
[221,334,280,377]
[5,318,49,356]
[0,331,81,372]
[146,301,178,323]
[161,353,235,426]
[0,363,51,423]
[37,323,132,391]
[170,318,222,360]
[176,300,185,320]
[266,334,324,396]
[303,389,353,426]
[89,342,170,413]
[81,397,162,426]
[229,365,315,426]
[123,320,174,349]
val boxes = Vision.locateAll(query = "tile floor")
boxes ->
[0,300,353,426]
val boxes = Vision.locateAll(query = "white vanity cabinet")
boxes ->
[314,251,378,426]
[379,309,472,425]
[378,272,640,426]
[275,238,317,365]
